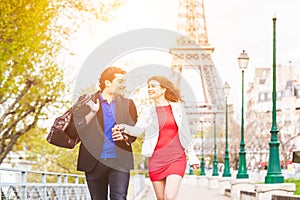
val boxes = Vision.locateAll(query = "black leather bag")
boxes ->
[47,109,78,149]
[47,94,92,149]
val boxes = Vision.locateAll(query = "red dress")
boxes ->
[148,105,186,181]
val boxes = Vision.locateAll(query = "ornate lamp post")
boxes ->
[236,50,249,179]
[222,82,231,177]
[265,16,284,183]
[200,114,206,176]
[212,107,219,176]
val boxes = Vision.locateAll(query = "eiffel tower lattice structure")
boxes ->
[170,0,225,113]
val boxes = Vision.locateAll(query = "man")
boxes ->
[70,66,138,200]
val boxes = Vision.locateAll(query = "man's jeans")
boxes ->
[85,158,130,200]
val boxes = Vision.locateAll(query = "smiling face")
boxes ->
[105,73,126,96]
[147,80,166,100]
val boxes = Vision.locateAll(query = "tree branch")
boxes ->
[0,78,35,126]
[1,106,36,138]
[0,99,47,164]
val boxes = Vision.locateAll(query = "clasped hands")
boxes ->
[112,125,128,142]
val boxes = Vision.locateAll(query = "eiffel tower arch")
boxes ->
[169,0,225,152]
[170,0,225,111]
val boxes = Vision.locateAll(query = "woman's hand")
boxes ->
[191,164,200,170]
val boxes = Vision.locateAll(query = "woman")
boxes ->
[112,76,199,200]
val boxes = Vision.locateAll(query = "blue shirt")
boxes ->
[99,93,118,158]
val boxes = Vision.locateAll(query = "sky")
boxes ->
[64,0,300,111]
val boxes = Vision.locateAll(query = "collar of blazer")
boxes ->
[92,91,122,126]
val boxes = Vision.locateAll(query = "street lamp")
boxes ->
[236,50,249,179]
[200,114,206,176]
[212,106,219,176]
[265,16,284,183]
[223,82,231,177]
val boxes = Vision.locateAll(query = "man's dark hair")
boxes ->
[98,66,126,91]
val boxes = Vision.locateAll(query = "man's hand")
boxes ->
[85,99,100,125]
[86,98,100,113]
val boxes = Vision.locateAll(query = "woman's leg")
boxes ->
[152,179,166,200]
[164,175,182,200]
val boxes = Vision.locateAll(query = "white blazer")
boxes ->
[121,102,200,166]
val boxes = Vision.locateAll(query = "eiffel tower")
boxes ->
[170,0,225,113]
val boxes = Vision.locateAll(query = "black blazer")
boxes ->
[71,92,138,172]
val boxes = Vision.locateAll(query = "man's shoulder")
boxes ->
[115,96,137,109]
[116,95,133,102]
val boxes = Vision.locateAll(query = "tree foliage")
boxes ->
[17,127,80,174]
[0,0,123,169]
[0,0,64,165]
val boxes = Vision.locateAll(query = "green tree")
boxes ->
[0,0,123,168]
[0,0,64,165]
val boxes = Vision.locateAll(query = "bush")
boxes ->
[285,178,300,195]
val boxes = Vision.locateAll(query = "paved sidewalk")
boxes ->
[136,178,230,200]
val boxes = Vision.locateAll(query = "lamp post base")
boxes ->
[222,172,231,177]
[223,156,231,177]
[236,173,249,179]
[236,148,248,179]
[265,130,284,183]
[200,158,206,176]
[188,167,194,175]
[212,160,219,176]
[265,174,284,183]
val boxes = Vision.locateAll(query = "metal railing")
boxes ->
[0,168,146,200]
[0,167,89,199]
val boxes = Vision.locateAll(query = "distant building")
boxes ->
[246,64,300,168]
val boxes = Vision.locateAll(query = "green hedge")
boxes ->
[285,178,300,195]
